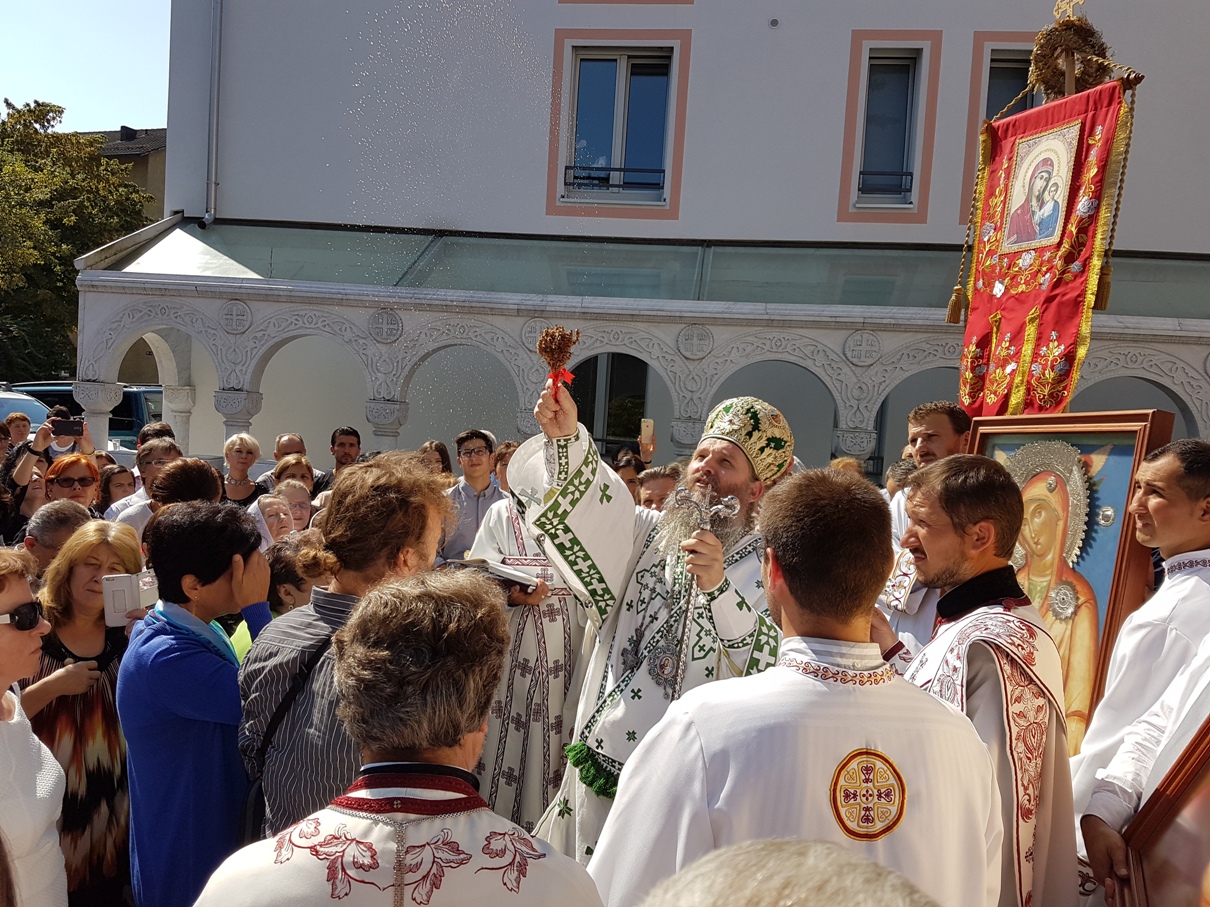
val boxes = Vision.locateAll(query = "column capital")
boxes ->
[73,381,123,413]
[214,390,262,436]
[164,385,197,414]
[832,428,879,460]
[365,399,408,450]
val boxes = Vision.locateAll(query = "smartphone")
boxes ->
[640,419,655,445]
[51,418,84,437]
[102,571,158,627]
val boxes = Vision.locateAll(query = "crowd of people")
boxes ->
[1,384,1208,907]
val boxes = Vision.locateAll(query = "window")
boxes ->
[986,52,1042,119]
[568,353,649,453]
[857,53,919,204]
[564,50,672,203]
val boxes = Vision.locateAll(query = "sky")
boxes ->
[1,0,171,132]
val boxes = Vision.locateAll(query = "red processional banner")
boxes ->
[958,79,1132,417]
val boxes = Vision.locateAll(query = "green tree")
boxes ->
[0,99,152,380]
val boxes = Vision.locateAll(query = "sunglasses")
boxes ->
[51,476,97,489]
[0,600,44,631]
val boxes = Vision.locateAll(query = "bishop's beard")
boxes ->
[653,475,756,561]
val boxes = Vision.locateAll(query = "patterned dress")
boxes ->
[21,628,131,907]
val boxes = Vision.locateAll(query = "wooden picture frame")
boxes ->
[1120,707,1210,906]
[968,410,1174,751]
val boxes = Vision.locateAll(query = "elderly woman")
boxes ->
[249,493,295,551]
[274,479,315,530]
[18,521,142,905]
[117,503,271,907]
[43,454,101,516]
[0,548,69,907]
[222,433,264,506]
[195,570,603,907]
[239,453,453,834]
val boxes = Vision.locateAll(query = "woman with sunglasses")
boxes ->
[19,521,142,906]
[43,455,101,517]
[0,547,69,907]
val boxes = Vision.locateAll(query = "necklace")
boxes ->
[225,475,252,487]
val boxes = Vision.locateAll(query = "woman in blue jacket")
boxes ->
[117,503,270,907]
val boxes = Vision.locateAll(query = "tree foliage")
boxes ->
[0,99,152,380]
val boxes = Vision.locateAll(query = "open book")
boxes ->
[447,558,539,593]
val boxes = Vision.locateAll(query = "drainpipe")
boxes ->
[202,0,223,226]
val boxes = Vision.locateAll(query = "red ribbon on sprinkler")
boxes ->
[549,368,574,386]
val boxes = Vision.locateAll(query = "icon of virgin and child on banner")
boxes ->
[954,78,1136,418]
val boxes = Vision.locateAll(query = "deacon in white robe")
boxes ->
[468,497,589,832]
[517,388,793,864]
[1070,548,1210,844]
[892,456,1077,907]
[193,766,603,907]
[588,637,1002,907]
[1080,626,1210,903]
[588,467,1001,907]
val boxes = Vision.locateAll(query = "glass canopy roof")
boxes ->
[108,222,1210,318]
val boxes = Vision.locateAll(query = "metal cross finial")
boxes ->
[1053,0,1085,20]
[671,485,741,531]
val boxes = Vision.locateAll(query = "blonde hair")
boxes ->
[223,432,262,460]
[41,521,142,629]
[0,548,37,594]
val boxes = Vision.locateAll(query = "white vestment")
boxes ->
[906,583,1077,907]
[510,427,779,864]
[1085,623,1210,834]
[468,498,589,832]
[587,636,1003,907]
[192,767,603,907]
[1069,549,1210,851]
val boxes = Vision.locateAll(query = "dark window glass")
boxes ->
[574,59,619,180]
[623,61,670,186]
[987,59,1039,119]
[861,60,914,195]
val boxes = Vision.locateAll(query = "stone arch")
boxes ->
[394,317,532,432]
[241,307,380,400]
[859,333,965,430]
[1076,344,1207,436]
[569,323,683,418]
[75,298,225,389]
[697,330,852,426]
[708,359,841,467]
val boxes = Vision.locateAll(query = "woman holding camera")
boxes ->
[19,521,142,906]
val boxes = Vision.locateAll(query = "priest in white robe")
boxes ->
[193,569,601,907]
[515,384,792,864]
[468,496,589,832]
[880,455,1077,907]
[587,468,1002,907]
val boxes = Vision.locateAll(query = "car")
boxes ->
[0,390,51,427]
[11,383,164,449]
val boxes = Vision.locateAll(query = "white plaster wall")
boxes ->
[709,361,838,468]
[167,0,1209,252]
[188,335,375,459]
